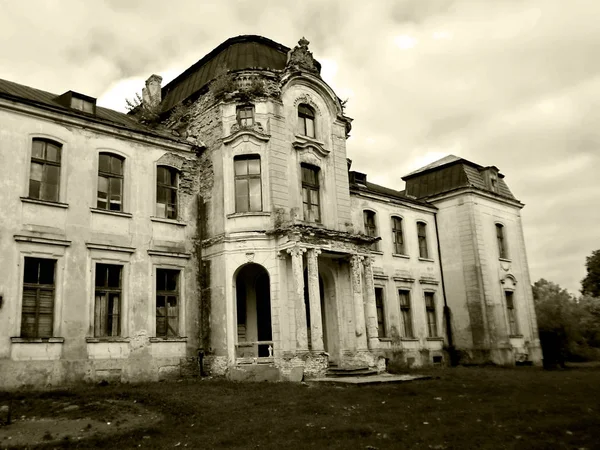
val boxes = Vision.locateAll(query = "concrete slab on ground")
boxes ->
[309,373,431,385]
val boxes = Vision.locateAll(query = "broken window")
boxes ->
[425,291,438,337]
[21,257,56,338]
[392,216,405,255]
[298,104,315,138]
[375,287,386,338]
[505,291,518,335]
[363,210,379,251]
[398,289,413,338]
[156,166,178,219]
[156,269,180,337]
[417,221,429,259]
[94,264,122,337]
[29,138,61,202]
[236,105,254,127]
[234,155,262,212]
[97,153,124,211]
[496,223,507,259]
[301,164,321,223]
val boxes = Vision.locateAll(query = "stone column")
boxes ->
[350,254,368,350]
[363,256,380,349]
[288,246,308,352]
[306,248,324,352]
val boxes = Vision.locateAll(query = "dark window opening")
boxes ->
[392,216,405,255]
[425,292,437,337]
[301,164,321,223]
[156,269,180,337]
[94,264,122,337]
[236,105,255,127]
[97,153,124,211]
[21,257,56,338]
[417,221,429,259]
[298,104,315,138]
[398,290,413,338]
[505,291,518,335]
[29,139,62,202]
[375,287,386,338]
[496,223,507,259]
[156,166,178,219]
[363,210,379,251]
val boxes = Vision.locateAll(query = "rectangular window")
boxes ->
[398,289,413,338]
[363,210,379,251]
[301,164,321,222]
[94,264,122,337]
[425,292,438,337]
[156,269,180,337]
[234,155,262,212]
[375,287,386,338]
[156,166,178,219]
[392,217,405,254]
[505,291,518,335]
[417,222,429,259]
[21,257,56,338]
[236,105,254,127]
[29,139,61,202]
[97,153,124,211]
[496,224,507,259]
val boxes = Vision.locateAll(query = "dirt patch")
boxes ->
[0,397,161,448]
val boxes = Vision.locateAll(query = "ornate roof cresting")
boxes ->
[285,37,320,75]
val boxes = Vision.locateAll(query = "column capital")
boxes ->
[350,254,364,266]
[287,245,307,258]
[362,255,375,267]
[308,248,322,257]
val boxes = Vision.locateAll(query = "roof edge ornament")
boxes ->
[285,37,320,76]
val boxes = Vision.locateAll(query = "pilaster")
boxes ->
[350,254,368,351]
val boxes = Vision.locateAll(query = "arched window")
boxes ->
[496,223,507,259]
[363,210,379,251]
[298,104,315,138]
[156,166,179,219]
[391,216,405,255]
[234,154,262,212]
[417,221,429,259]
[97,153,124,211]
[29,138,62,202]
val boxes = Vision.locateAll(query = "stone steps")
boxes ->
[326,366,379,378]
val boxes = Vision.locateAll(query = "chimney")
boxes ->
[142,74,162,111]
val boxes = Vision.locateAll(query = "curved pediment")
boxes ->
[292,134,329,157]
[223,122,270,145]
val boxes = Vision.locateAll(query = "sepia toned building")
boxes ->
[0,35,542,388]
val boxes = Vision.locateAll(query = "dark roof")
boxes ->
[160,35,321,112]
[403,154,464,178]
[349,173,433,208]
[0,78,186,144]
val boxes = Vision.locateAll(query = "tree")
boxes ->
[581,250,600,297]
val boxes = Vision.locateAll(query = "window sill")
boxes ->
[392,253,410,259]
[11,337,64,343]
[150,216,187,227]
[86,337,130,343]
[418,257,435,262]
[90,207,132,218]
[227,211,271,219]
[509,334,524,339]
[400,337,419,342]
[426,337,444,342]
[499,258,512,263]
[20,197,68,209]
[370,250,384,255]
[378,337,392,342]
[295,219,325,228]
[149,337,188,343]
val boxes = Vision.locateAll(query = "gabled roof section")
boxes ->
[160,35,321,113]
[0,77,188,145]
[403,154,464,178]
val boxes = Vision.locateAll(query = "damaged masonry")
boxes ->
[0,35,541,388]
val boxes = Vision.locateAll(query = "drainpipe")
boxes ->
[434,211,457,366]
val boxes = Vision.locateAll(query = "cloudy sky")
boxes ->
[1,0,598,294]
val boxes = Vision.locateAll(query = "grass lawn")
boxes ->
[1,365,600,449]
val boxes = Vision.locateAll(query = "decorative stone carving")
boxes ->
[286,37,320,75]
[362,256,380,348]
[230,121,265,135]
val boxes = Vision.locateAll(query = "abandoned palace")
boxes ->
[0,35,542,388]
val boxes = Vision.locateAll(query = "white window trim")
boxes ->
[149,258,188,339]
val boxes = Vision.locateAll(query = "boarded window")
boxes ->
[156,269,180,337]
[505,291,518,335]
[234,155,262,212]
[21,257,56,338]
[425,292,438,337]
[301,164,321,222]
[417,221,429,259]
[29,139,61,202]
[398,290,413,338]
[496,223,507,259]
[236,105,254,127]
[156,166,178,219]
[94,264,122,337]
[97,153,124,211]
[392,216,405,255]
[375,287,386,338]
[298,104,315,138]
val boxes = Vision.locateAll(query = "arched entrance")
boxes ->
[235,263,272,358]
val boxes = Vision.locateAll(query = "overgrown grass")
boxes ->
[2,366,600,449]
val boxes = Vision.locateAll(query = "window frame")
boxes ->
[505,290,519,335]
[301,163,321,223]
[28,138,62,203]
[155,268,181,338]
[93,263,123,337]
[234,154,263,213]
[398,289,414,338]
[424,291,438,338]
[496,223,508,259]
[20,257,56,338]
[374,286,387,338]
[97,152,125,212]
[298,103,316,138]
[236,104,255,127]
[417,221,429,259]
[391,216,405,255]
[156,165,179,220]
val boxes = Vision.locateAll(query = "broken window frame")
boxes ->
[398,289,413,338]
[424,291,438,337]
[236,105,255,127]
[298,104,316,138]
[28,138,62,203]
[97,152,124,211]
[234,154,262,213]
[392,216,405,255]
[94,263,122,337]
[156,268,180,338]
[505,290,519,335]
[363,210,379,251]
[21,257,56,338]
[496,223,508,259]
[156,165,179,220]
[417,221,429,259]
[301,163,321,223]
[375,286,386,338]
